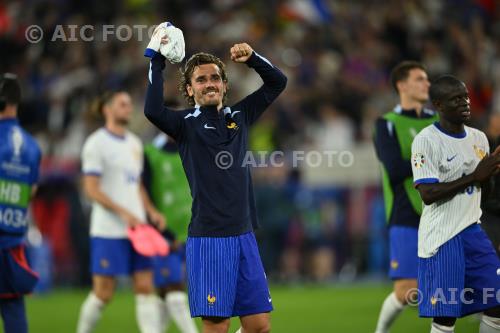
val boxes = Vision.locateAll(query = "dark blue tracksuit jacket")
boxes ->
[144,51,287,237]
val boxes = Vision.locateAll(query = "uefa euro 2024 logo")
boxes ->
[11,128,23,160]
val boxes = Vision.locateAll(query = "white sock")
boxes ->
[480,314,500,332]
[136,294,162,333]
[158,296,171,333]
[165,291,198,333]
[375,292,405,333]
[431,322,455,333]
[76,293,106,333]
[235,329,242,333]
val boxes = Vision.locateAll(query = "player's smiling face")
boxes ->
[187,64,227,109]
[440,83,471,124]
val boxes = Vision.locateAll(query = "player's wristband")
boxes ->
[144,49,165,59]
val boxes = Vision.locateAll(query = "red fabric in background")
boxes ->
[476,0,496,16]
[0,4,11,34]
[32,198,74,278]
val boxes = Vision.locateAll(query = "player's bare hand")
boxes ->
[148,208,166,231]
[493,146,500,173]
[153,25,169,46]
[171,239,182,251]
[492,145,500,156]
[119,210,143,228]
[230,43,253,63]
[473,154,500,182]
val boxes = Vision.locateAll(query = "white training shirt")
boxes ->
[81,128,146,238]
[411,123,489,258]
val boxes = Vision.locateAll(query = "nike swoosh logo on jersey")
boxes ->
[447,154,457,162]
[204,124,216,130]
[231,111,241,117]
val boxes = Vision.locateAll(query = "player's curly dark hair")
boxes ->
[179,52,228,107]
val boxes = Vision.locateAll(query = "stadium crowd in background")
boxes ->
[0,0,499,285]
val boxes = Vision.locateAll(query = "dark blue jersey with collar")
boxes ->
[0,118,41,249]
[373,106,437,228]
[144,51,287,237]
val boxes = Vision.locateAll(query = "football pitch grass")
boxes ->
[22,284,478,333]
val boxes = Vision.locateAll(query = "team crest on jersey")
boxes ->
[11,128,24,160]
[227,121,238,130]
[207,292,216,305]
[430,297,437,306]
[125,170,139,183]
[473,145,486,160]
[390,260,399,270]
[161,268,170,277]
[412,153,425,168]
[100,259,109,268]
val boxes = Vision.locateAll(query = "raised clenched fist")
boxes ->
[230,43,253,63]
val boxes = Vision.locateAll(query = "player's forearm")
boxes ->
[139,183,155,215]
[246,52,287,98]
[85,186,127,217]
[144,55,167,125]
[144,56,181,137]
[417,174,476,205]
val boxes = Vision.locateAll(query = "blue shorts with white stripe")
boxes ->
[186,232,273,318]
[418,223,500,318]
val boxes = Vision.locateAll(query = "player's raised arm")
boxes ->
[231,43,287,125]
[143,23,185,139]
[139,183,166,231]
